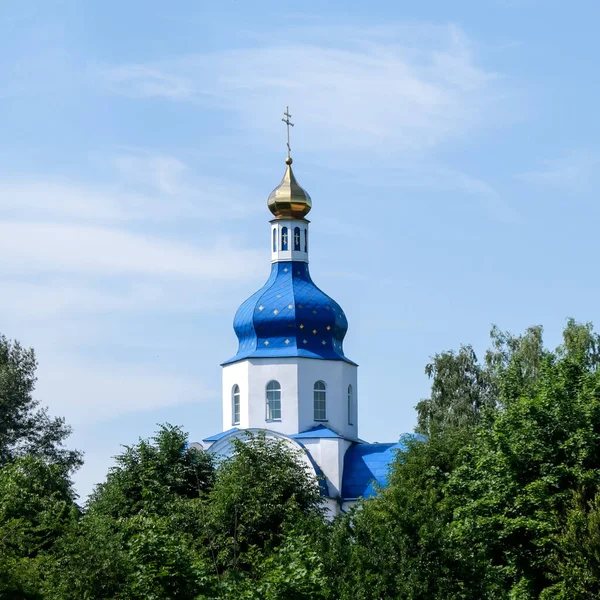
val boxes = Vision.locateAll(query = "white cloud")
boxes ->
[0,221,263,278]
[0,277,253,319]
[519,151,600,188]
[102,64,195,101]
[113,154,189,195]
[98,23,512,156]
[0,154,259,224]
[0,180,144,221]
[35,357,216,425]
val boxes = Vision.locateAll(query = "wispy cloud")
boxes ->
[98,23,514,157]
[0,221,263,277]
[0,153,259,224]
[36,357,216,425]
[102,65,195,101]
[0,149,266,431]
[519,150,600,189]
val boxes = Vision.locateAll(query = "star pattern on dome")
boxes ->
[222,260,355,366]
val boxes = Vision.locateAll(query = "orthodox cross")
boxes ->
[295,230,300,246]
[281,106,294,158]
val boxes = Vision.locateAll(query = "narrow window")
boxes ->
[348,384,353,425]
[304,229,308,252]
[314,380,327,421]
[272,228,277,252]
[294,226,301,251]
[281,227,288,251]
[266,380,281,420]
[232,384,240,425]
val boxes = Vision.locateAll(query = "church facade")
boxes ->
[199,150,403,516]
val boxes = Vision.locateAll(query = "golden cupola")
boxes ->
[267,156,312,219]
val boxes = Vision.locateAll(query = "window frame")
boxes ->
[232,384,241,425]
[294,226,301,251]
[281,227,289,251]
[348,384,353,425]
[266,380,282,421]
[313,380,327,421]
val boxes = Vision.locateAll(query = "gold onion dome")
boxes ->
[267,157,312,219]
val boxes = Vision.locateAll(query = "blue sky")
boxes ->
[2,0,600,499]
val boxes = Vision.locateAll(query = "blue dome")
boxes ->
[222,261,355,365]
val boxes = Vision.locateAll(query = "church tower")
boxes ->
[220,153,358,439]
[200,109,404,515]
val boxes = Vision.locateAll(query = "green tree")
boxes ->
[415,344,492,436]
[88,423,215,519]
[548,491,600,599]
[0,456,79,599]
[445,321,600,598]
[49,428,327,599]
[45,425,216,600]
[325,431,487,600]
[416,324,548,437]
[206,432,325,578]
[224,525,329,600]
[0,335,81,471]
[331,320,600,599]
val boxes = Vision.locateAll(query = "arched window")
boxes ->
[281,227,288,251]
[232,384,240,425]
[314,380,327,421]
[348,384,353,425]
[294,226,301,251]
[266,380,281,420]
[304,229,308,252]
[272,228,277,252]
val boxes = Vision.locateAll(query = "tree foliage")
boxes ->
[0,335,81,471]
[4,322,600,599]
[206,432,324,575]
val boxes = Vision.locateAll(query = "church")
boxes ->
[198,112,406,516]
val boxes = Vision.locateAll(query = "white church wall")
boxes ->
[221,360,248,430]
[296,359,358,439]
[222,358,300,433]
[299,438,321,466]
[222,357,357,438]
[247,359,299,433]
[317,437,353,498]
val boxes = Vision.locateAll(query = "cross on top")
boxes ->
[281,106,294,158]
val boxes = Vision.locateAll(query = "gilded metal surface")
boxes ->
[267,158,312,219]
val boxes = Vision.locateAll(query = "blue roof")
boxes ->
[202,427,239,442]
[341,442,404,500]
[292,425,347,440]
[222,261,355,366]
